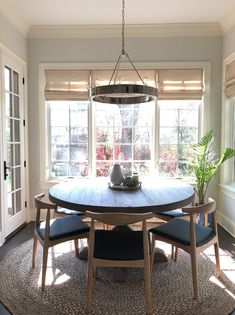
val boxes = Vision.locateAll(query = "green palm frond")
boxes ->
[189,130,235,204]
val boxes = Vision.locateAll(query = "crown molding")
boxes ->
[28,23,222,39]
[221,4,235,34]
[0,0,29,36]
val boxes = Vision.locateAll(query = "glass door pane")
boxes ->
[2,59,26,236]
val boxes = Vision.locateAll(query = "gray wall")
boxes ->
[0,12,27,60]
[223,24,235,59]
[28,35,223,210]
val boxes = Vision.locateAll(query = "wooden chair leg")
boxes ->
[190,251,198,300]
[86,259,94,311]
[93,266,98,280]
[150,236,155,270]
[32,236,38,268]
[214,242,221,278]
[171,245,174,260]
[41,245,49,291]
[74,239,79,258]
[174,247,178,261]
[144,256,152,315]
[103,224,109,230]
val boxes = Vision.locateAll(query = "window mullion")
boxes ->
[88,99,94,177]
[68,104,72,177]
[155,100,160,176]
[47,102,51,179]
[177,108,180,177]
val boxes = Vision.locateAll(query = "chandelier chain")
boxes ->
[122,0,125,54]
[91,0,158,103]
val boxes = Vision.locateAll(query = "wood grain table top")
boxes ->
[49,177,195,214]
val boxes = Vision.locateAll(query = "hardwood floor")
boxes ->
[0,222,234,315]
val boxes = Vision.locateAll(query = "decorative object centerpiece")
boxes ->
[109,168,141,191]
[110,163,124,185]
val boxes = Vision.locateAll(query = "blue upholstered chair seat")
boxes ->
[55,208,85,216]
[36,215,90,241]
[149,218,215,247]
[94,230,144,260]
[159,209,190,218]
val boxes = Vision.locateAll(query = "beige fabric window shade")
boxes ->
[157,69,204,100]
[45,69,90,101]
[224,60,235,98]
[92,69,156,87]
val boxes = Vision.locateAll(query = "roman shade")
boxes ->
[224,59,235,98]
[157,68,204,100]
[45,69,90,100]
[44,68,204,101]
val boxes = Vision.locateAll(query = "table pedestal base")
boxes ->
[152,247,168,262]
[78,246,88,260]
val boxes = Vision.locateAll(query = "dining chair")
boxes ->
[54,206,109,231]
[32,193,90,290]
[154,199,195,260]
[86,211,153,315]
[149,198,221,300]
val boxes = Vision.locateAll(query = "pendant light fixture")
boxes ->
[91,0,158,104]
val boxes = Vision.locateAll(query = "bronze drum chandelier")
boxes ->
[91,0,158,104]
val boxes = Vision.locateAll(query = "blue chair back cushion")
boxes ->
[149,218,215,247]
[94,230,144,261]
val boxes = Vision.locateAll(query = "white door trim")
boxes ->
[0,43,29,245]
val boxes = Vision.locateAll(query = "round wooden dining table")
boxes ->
[49,177,194,214]
[49,177,194,266]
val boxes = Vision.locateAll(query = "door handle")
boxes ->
[3,161,11,180]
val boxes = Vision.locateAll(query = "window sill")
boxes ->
[219,183,235,199]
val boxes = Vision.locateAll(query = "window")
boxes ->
[232,97,235,181]
[223,56,235,184]
[48,101,89,178]
[159,100,200,178]
[95,102,154,177]
[43,66,204,181]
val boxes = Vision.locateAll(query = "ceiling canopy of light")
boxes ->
[91,0,158,104]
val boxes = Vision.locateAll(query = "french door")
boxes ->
[1,54,26,238]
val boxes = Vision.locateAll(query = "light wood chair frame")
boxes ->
[153,200,195,260]
[86,211,153,315]
[151,198,221,300]
[32,193,89,290]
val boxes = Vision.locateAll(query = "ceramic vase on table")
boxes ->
[110,163,124,186]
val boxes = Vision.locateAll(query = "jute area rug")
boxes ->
[0,239,234,315]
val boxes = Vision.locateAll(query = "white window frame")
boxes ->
[157,99,202,178]
[220,51,235,197]
[39,61,211,190]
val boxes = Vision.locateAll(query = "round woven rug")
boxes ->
[0,239,234,315]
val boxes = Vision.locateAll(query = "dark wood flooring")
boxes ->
[0,222,234,315]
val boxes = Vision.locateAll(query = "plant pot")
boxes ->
[195,202,212,227]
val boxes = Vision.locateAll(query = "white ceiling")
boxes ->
[4,0,235,26]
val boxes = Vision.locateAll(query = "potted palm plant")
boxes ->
[189,130,235,205]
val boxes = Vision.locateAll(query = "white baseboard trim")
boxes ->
[217,211,235,238]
